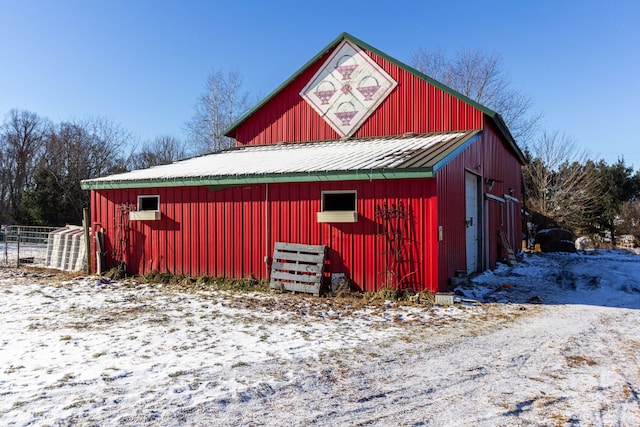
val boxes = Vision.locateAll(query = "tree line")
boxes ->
[2,50,639,247]
[0,111,199,226]
[523,131,640,245]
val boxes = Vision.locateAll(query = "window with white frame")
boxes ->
[138,195,159,211]
[317,191,358,223]
[129,195,161,221]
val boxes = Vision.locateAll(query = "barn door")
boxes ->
[465,172,480,274]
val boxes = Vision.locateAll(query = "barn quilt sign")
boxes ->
[300,40,397,138]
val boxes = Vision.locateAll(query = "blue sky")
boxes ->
[1,0,639,169]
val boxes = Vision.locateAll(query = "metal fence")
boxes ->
[0,225,58,268]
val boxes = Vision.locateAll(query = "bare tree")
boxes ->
[0,110,49,222]
[21,117,133,225]
[129,135,187,170]
[523,131,604,231]
[23,121,92,224]
[83,116,133,177]
[185,69,251,155]
[411,48,542,147]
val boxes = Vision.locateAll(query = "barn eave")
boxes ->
[81,130,481,190]
[80,168,436,190]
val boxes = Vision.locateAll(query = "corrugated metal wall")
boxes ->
[436,120,523,290]
[90,178,440,292]
[232,49,483,145]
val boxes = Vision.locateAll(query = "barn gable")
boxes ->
[225,32,524,166]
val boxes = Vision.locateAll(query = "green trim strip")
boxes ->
[81,168,435,190]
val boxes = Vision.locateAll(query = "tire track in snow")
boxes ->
[274,304,640,427]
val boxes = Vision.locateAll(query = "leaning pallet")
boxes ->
[269,242,327,296]
[498,230,518,266]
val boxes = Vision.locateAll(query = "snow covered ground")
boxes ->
[1,249,640,426]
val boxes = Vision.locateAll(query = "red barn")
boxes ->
[81,33,525,293]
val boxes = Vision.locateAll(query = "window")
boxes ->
[317,191,358,223]
[129,195,160,221]
[322,191,356,211]
[138,195,159,211]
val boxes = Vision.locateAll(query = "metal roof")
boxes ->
[81,130,481,190]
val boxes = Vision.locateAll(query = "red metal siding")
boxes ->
[436,145,480,291]
[481,120,523,260]
[436,118,523,290]
[89,178,440,292]
[232,49,483,145]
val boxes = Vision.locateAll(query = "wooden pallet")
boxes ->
[498,230,518,266]
[270,242,327,296]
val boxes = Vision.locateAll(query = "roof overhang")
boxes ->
[81,169,435,190]
[81,130,481,191]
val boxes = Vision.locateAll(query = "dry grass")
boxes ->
[3,266,444,316]
[0,266,84,283]
[1,267,534,335]
[565,355,597,368]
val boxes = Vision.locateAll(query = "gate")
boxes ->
[1,225,58,267]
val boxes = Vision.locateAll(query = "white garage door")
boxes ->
[465,172,480,274]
